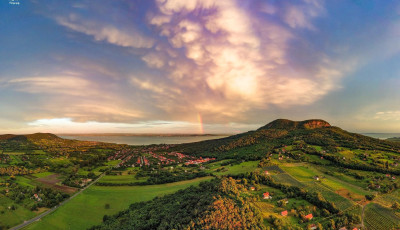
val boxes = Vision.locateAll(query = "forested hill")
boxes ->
[174,119,400,159]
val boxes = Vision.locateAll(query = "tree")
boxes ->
[365,194,376,201]
[392,202,400,210]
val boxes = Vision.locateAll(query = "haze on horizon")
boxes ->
[1,0,400,134]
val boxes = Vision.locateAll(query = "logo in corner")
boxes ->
[9,0,20,5]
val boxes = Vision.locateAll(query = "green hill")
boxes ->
[175,119,400,159]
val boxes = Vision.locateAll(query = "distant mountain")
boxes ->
[175,119,400,159]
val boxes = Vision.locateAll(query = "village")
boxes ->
[107,145,216,168]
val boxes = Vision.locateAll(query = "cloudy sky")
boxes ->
[1,0,400,134]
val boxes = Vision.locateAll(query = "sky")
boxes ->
[0,0,400,134]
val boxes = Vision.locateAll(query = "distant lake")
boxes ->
[362,133,400,139]
[59,135,228,145]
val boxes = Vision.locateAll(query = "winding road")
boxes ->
[9,174,105,230]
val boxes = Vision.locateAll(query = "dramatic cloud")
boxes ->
[1,0,399,133]
[137,0,347,122]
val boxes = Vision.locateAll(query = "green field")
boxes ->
[23,177,213,230]
[32,172,54,178]
[15,176,35,188]
[281,164,317,182]
[0,196,36,229]
[98,174,147,184]
[212,161,259,176]
[320,175,370,196]
[271,173,305,187]
[105,160,121,166]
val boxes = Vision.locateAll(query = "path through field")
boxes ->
[361,205,365,229]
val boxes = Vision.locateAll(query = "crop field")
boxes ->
[15,176,35,188]
[320,175,370,196]
[4,152,25,155]
[281,164,317,182]
[24,176,213,230]
[213,161,259,176]
[35,174,77,194]
[364,203,400,230]
[375,189,400,207]
[306,182,354,211]
[32,172,55,178]
[271,173,305,187]
[262,165,284,173]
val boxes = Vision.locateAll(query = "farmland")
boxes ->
[23,177,213,230]
[364,203,400,230]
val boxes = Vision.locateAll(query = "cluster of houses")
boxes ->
[106,145,216,168]
[184,157,216,165]
[386,174,396,180]
[136,156,150,166]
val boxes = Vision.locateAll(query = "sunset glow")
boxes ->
[1,0,400,133]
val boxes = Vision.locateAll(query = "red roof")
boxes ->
[281,210,288,216]
[263,192,269,196]
[305,213,313,219]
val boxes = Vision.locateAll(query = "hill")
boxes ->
[174,119,400,160]
[0,133,60,141]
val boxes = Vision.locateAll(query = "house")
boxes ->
[265,171,269,175]
[33,194,41,201]
[313,176,320,181]
[309,224,317,230]
[250,186,255,191]
[304,213,313,220]
[339,227,347,230]
[281,210,288,216]
[352,228,359,230]
[263,192,272,199]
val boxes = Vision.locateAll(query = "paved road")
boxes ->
[9,174,105,230]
